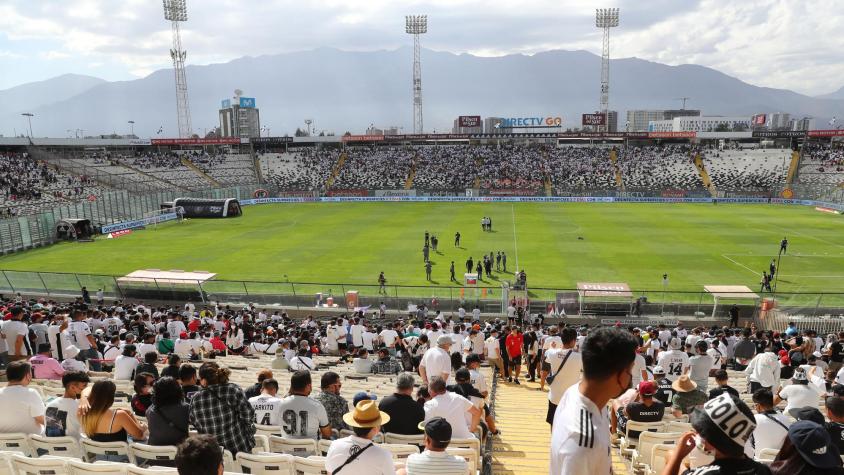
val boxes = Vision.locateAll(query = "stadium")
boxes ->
[1,3,844,475]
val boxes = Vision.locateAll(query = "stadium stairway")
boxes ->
[325,151,347,189]
[492,379,629,474]
[180,156,222,187]
[693,153,717,197]
[785,150,801,185]
[405,154,417,189]
[609,149,625,191]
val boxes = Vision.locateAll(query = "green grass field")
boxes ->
[1,202,844,302]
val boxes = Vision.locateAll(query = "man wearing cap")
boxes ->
[419,335,453,384]
[614,381,665,440]
[550,328,638,474]
[372,347,402,375]
[670,374,707,418]
[656,337,690,382]
[652,366,674,405]
[662,393,770,475]
[29,343,65,380]
[325,400,396,475]
[405,417,468,475]
[316,372,350,431]
[774,367,823,418]
[770,420,844,474]
[424,376,481,440]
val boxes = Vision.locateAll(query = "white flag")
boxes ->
[831,117,837,126]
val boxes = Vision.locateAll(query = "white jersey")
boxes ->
[550,384,611,475]
[656,350,690,382]
[276,395,329,440]
[103,318,123,337]
[249,394,283,426]
[67,321,93,350]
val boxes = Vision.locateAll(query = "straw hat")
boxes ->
[672,375,698,393]
[342,400,391,429]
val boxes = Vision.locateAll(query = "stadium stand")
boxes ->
[412,145,477,191]
[797,144,844,187]
[332,146,414,190]
[549,146,618,192]
[190,153,258,186]
[258,149,335,191]
[703,148,790,192]
[616,145,704,191]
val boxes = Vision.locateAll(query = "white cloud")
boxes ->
[0,0,841,95]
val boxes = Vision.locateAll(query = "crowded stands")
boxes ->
[0,293,843,474]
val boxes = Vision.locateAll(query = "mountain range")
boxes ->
[2,47,843,138]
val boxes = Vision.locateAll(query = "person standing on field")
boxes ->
[454,231,460,247]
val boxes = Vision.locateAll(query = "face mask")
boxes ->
[694,435,714,456]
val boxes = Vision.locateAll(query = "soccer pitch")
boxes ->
[2,202,844,297]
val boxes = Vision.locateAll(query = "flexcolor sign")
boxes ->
[582,114,606,126]
[496,117,563,128]
[458,116,481,127]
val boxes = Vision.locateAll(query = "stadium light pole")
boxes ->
[405,15,427,134]
[128,120,135,137]
[595,8,619,134]
[163,0,193,138]
[21,113,34,138]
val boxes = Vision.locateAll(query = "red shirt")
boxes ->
[188,319,200,332]
[505,333,523,357]
[210,337,226,351]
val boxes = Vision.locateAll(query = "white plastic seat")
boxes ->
[315,440,330,456]
[755,448,779,463]
[10,454,71,475]
[255,425,282,439]
[663,421,692,433]
[80,439,130,463]
[125,466,177,475]
[647,444,675,475]
[235,453,294,475]
[222,450,235,473]
[128,443,177,467]
[445,447,476,475]
[66,460,128,475]
[383,433,424,446]
[0,453,14,475]
[0,433,33,456]
[253,435,270,454]
[632,432,681,469]
[292,456,327,475]
[446,438,481,465]
[378,443,419,461]
[268,436,317,457]
[29,435,82,458]
[621,421,665,453]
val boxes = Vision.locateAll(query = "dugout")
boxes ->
[704,285,760,318]
[55,218,94,241]
[577,282,634,317]
[168,198,242,218]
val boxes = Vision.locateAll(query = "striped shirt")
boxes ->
[405,450,467,475]
[550,384,611,475]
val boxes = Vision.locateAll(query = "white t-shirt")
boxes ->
[656,350,690,382]
[543,336,563,351]
[113,355,139,380]
[249,394,283,426]
[61,359,88,373]
[174,338,193,357]
[469,368,489,395]
[46,397,82,439]
[166,321,186,340]
[424,392,475,439]
[67,321,93,350]
[4,320,33,357]
[449,334,464,354]
[353,358,373,374]
[47,325,70,359]
[420,347,452,383]
[631,353,647,388]
[379,329,399,348]
[0,385,46,435]
[350,325,365,347]
[688,355,714,389]
[276,395,329,440]
[545,348,584,405]
[103,317,123,337]
[550,384,611,475]
[484,337,501,359]
[289,355,315,372]
[137,343,158,358]
[405,449,467,475]
[745,412,790,459]
[779,383,821,414]
[361,332,375,351]
[325,436,396,475]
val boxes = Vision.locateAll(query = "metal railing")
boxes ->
[3,270,844,327]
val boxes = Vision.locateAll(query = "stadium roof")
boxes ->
[703,285,760,299]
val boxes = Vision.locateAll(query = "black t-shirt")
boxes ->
[181,384,201,400]
[624,400,665,439]
[378,393,425,435]
[708,385,740,400]
[654,378,674,405]
[831,341,844,363]
[827,422,844,453]
[681,457,771,475]
[753,340,767,356]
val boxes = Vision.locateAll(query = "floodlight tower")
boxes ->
[163,0,193,138]
[405,15,427,134]
[596,8,619,133]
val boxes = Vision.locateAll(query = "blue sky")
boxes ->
[1,0,842,95]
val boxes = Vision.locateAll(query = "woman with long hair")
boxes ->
[226,325,245,355]
[130,373,155,417]
[147,377,190,446]
[80,380,146,459]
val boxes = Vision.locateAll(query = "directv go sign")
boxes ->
[495,116,563,129]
